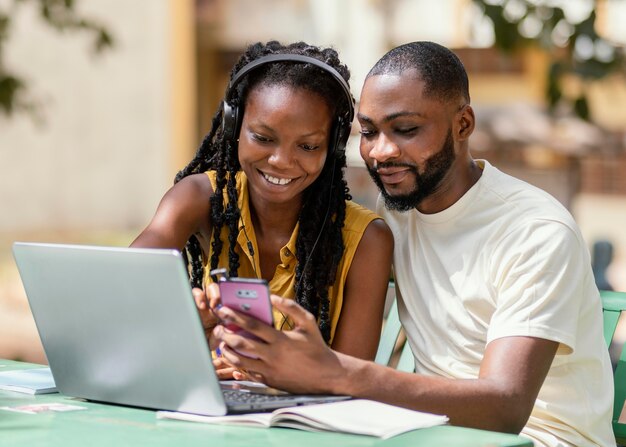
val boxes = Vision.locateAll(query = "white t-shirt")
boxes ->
[378,160,614,447]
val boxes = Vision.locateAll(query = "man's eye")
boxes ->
[397,127,418,134]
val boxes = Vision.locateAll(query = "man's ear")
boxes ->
[455,104,475,141]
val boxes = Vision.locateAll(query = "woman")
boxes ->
[131,40,393,378]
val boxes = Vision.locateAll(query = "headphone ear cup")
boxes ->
[222,100,239,142]
[328,121,339,158]
[330,117,349,157]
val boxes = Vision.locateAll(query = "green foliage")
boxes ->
[0,74,25,114]
[0,0,113,118]
[472,0,625,122]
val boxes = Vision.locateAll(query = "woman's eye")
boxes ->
[300,144,319,152]
[359,129,377,138]
[252,134,272,143]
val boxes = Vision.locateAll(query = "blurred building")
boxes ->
[3,0,626,232]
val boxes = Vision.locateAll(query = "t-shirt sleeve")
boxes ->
[486,219,589,354]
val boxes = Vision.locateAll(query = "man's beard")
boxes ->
[367,130,455,212]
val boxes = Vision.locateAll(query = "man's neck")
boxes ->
[416,157,482,215]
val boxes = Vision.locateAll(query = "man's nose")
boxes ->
[367,133,400,163]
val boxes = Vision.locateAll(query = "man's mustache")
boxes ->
[368,161,418,172]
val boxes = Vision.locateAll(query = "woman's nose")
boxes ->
[267,145,295,169]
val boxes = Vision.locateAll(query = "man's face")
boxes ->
[357,72,458,212]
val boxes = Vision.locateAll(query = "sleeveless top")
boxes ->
[204,171,380,343]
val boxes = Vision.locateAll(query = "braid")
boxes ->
[208,154,226,273]
[224,141,241,278]
[175,40,354,344]
[294,152,351,343]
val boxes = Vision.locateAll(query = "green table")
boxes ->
[0,360,532,446]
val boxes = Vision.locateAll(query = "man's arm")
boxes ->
[341,334,557,433]
[214,296,557,434]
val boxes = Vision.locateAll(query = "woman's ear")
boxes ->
[455,104,475,141]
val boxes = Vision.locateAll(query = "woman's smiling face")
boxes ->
[237,83,333,207]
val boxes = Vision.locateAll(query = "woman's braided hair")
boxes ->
[175,41,353,343]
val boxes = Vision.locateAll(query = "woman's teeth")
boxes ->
[263,173,293,185]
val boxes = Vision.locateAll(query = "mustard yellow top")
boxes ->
[204,171,380,343]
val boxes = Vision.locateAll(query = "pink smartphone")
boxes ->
[218,277,274,337]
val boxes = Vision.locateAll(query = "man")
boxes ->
[212,41,614,447]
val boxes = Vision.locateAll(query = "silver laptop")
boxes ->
[12,242,348,415]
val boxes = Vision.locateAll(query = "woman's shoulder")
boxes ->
[344,200,381,225]
[342,201,393,258]
[175,173,214,197]
[160,174,215,219]
[343,200,389,235]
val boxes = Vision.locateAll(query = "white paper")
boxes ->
[157,399,448,439]
[0,368,57,395]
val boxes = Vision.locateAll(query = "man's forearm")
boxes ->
[330,352,531,434]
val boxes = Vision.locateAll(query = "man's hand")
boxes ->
[213,295,346,394]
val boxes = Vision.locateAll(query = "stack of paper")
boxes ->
[0,368,57,395]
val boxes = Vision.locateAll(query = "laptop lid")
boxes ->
[12,242,349,415]
[12,242,228,415]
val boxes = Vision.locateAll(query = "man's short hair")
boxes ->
[367,41,470,104]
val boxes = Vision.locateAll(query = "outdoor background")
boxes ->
[1,0,625,363]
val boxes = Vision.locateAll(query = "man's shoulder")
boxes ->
[473,164,586,257]
[481,162,576,227]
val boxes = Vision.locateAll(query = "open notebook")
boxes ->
[158,399,449,439]
[12,242,349,415]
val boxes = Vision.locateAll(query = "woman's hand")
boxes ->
[198,282,251,380]
[213,355,241,380]
[192,282,223,349]
[213,350,258,381]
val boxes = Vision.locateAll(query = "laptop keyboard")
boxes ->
[221,383,351,413]
[223,389,297,404]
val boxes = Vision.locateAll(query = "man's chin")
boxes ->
[367,169,421,211]
[380,189,422,212]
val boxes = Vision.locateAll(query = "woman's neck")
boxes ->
[248,194,302,241]
[247,194,303,281]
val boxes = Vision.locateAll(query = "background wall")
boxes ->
[0,0,177,362]
[0,0,171,234]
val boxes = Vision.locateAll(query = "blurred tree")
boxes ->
[472,0,625,122]
[0,0,113,119]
